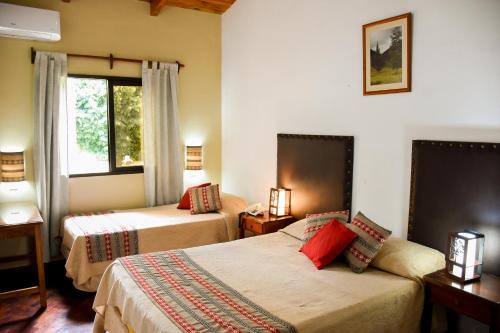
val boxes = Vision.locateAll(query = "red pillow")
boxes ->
[177,183,211,209]
[300,219,357,269]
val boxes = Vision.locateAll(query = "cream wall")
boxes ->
[0,0,221,212]
[222,0,500,238]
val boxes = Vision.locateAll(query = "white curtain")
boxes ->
[142,61,183,207]
[34,52,69,260]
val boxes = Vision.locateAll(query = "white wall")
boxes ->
[221,0,500,237]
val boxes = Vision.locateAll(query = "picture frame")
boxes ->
[363,13,412,95]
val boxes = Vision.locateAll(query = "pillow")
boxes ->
[370,238,445,284]
[302,210,350,243]
[279,218,307,240]
[189,184,222,214]
[300,219,357,269]
[343,211,392,273]
[177,183,211,209]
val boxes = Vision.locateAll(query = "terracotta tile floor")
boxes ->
[0,263,95,333]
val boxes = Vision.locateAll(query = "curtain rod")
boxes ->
[30,47,185,71]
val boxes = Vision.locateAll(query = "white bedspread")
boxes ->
[93,230,426,333]
[61,193,246,291]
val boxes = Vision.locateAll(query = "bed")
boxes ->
[61,193,246,291]
[93,227,438,333]
[91,135,458,333]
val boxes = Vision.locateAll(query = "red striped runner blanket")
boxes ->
[119,251,297,333]
[66,212,139,263]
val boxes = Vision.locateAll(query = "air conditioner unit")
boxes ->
[0,3,60,41]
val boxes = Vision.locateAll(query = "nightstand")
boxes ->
[421,269,500,333]
[0,202,47,308]
[239,212,295,239]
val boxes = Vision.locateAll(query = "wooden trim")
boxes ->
[362,13,412,95]
[31,47,185,71]
[34,224,47,307]
[0,286,40,300]
[150,0,168,15]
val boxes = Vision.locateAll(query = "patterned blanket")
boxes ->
[119,250,297,333]
[66,212,139,263]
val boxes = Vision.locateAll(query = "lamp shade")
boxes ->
[446,230,485,283]
[269,188,291,217]
[186,146,202,170]
[1,151,25,182]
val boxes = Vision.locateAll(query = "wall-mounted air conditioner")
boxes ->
[0,2,61,41]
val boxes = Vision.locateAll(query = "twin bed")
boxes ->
[61,193,246,291]
[60,134,499,333]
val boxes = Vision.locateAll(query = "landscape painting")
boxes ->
[363,13,412,95]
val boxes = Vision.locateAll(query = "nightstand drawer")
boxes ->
[430,285,490,323]
[239,212,295,239]
[244,219,263,234]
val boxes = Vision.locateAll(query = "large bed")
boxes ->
[92,136,500,333]
[61,193,246,291]
[93,226,435,333]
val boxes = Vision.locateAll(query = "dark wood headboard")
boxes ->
[408,140,500,276]
[277,134,354,220]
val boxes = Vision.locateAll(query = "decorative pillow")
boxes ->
[177,183,211,209]
[302,210,350,243]
[370,238,445,284]
[300,219,358,269]
[189,184,222,214]
[343,211,392,273]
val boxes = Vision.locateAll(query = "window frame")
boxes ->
[68,74,144,178]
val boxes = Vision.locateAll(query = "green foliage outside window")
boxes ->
[72,79,143,167]
[113,86,143,167]
[74,79,108,159]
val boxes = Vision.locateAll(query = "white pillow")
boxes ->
[279,218,307,240]
[370,237,445,284]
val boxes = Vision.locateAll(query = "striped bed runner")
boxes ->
[66,212,139,263]
[119,250,297,333]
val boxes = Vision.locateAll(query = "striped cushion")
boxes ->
[343,212,392,273]
[189,184,222,214]
[302,210,350,243]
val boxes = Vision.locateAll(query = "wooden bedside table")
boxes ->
[0,202,47,308]
[239,212,295,239]
[421,269,499,333]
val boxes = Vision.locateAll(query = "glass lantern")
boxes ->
[446,230,485,283]
[268,188,291,217]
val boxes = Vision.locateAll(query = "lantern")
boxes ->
[1,151,25,182]
[446,230,485,283]
[186,146,202,170]
[269,188,291,217]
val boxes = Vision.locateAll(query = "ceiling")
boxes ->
[146,0,236,15]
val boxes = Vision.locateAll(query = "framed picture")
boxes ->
[363,13,412,95]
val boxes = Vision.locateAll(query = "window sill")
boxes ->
[69,167,143,178]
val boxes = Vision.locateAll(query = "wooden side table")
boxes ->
[239,211,295,239]
[0,202,47,308]
[422,269,500,333]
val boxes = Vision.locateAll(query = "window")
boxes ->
[67,75,143,176]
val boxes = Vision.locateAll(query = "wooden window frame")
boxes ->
[68,74,144,178]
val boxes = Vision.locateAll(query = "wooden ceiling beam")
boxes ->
[149,0,235,15]
[150,0,169,16]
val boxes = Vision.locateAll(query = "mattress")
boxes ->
[93,230,429,333]
[61,193,246,291]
